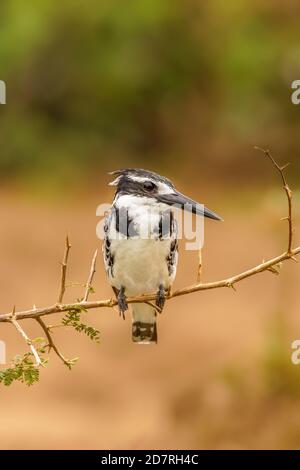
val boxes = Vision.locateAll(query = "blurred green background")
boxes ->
[0,0,299,188]
[1,0,300,451]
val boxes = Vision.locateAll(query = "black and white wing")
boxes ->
[103,210,115,279]
[166,213,178,280]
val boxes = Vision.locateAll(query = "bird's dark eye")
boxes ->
[143,181,156,191]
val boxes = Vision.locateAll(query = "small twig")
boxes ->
[255,146,294,253]
[10,314,41,366]
[82,249,98,302]
[36,317,71,367]
[47,323,65,330]
[197,247,203,283]
[58,236,71,303]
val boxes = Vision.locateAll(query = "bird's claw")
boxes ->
[156,284,166,311]
[118,286,128,319]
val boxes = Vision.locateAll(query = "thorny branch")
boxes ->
[58,236,71,303]
[35,317,72,368]
[255,146,294,254]
[10,312,41,366]
[82,249,98,302]
[0,147,299,384]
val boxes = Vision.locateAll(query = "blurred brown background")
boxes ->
[1,0,300,450]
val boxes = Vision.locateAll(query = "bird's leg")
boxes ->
[117,286,128,320]
[156,284,166,311]
[112,286,119,299]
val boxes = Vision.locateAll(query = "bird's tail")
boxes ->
[132,303,157,344]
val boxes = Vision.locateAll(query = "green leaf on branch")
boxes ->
[61,308,100,343]
[0,348,48,387]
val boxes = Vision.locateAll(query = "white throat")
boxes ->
[114,194,173,239]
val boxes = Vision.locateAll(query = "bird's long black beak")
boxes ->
[156,191,223,221]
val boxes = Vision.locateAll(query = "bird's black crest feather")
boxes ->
[108,168,174,188]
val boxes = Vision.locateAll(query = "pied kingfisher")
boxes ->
[103,169,222,344]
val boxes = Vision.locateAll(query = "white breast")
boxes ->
[109,237,176,296]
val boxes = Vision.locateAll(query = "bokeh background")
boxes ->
[1,0,300,449]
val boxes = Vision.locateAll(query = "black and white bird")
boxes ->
[103,169,222,344]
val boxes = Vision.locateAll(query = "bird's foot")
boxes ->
[156,284,166,311]
[118,286,128,319]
